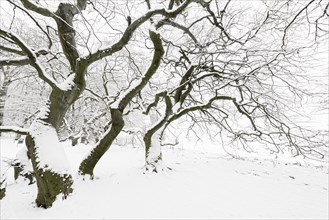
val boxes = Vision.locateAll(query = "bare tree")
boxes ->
[0,0,206,207]
[78,0,207,176]
[139,0,329,171]
[0,0,327,208]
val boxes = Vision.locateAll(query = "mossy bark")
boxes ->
[14,165,23,180]
[26,83,84,208]
[79,108,124,176]
[0,187,5,200]
[26,132,73,208]
[14,163,34,185]
[0,1,89,208]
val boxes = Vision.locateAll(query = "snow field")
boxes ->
[0,138,328,219]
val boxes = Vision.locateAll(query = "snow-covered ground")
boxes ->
[0,138,328,219]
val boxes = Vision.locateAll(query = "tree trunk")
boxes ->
[144,94,172,173]
[13,147,34,184]
[0,180,5,200]
[143,66,195,171]
[79,108,124,177]
[26,134,72,208]
[144,126,165,172]
[0,1,88,208]
[26,85,83,208]
[79,30,164,177]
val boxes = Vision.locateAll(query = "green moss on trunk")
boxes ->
[26,135,73,208]
[34,169,73,208]
[79,108,124,176]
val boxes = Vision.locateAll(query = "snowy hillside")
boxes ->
[1,138,328,219]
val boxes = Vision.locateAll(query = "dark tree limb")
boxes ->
[0,48,49,67]
[19,0,54,17]
[0,45,25,55]
[79,30,164,176]
[156,19,199,44]
[282,0,316,48]
[0,126,29,135]
[84,0,192,65]
[144,91,170,115]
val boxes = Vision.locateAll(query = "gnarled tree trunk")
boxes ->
[0,0,89,207]
[79,30,164,177]
[143,66,195,171]
[79,108,124,177]
[26,84,84,208]
[144,122,166,172]
[144,93,172,172]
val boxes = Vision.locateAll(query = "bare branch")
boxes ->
[143,91,169,115]
[156,19,199,44]
[0,48,49,67]
[112,30,165,110]
[0,126,29,135]
[282,0,316,49]
[0,29,57,88]
[0,57,30,66]
[8,0,53,49]
[0,45,25,55]
[84,0,193,65]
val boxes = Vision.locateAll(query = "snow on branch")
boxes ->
[84,0,193,65]
[0,57,30,66]
[0,126,29,135]
[0,48,49,67]
[0,45,25,55]
[110,30,164,110]
[0,29,58,89]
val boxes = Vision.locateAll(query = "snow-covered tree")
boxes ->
[0,0,211,208]
[0,0,327,209]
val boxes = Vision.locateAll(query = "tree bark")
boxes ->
[142,66,196,171]
[0,180,5,200]
[26,135,72,208]
[79,108,124,176]
[144,93,172,172]
[13,147,34,184]
[144,121,166,172]
[0,1,89,208]
[25,83,84,208]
